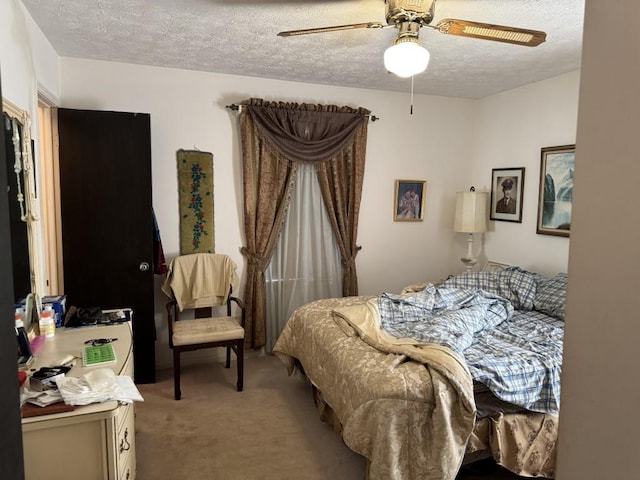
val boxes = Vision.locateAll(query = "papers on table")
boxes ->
[22,388,64,407]
[54,368,144,405]
[19,368,145,409]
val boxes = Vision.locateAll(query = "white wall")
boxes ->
[0,0,59,117]
[473,71,580,277]
[557,0,640,478]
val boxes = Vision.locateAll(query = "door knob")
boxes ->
[139,262,150,272]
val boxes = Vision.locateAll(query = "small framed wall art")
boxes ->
[537,144,575,237]
[490,167,525,223]
[394,180,426,222]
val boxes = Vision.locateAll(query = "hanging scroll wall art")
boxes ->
[177,149,214,253]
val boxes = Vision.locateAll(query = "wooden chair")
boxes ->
[163,254,245,400]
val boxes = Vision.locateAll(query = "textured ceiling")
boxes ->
[21,0,585,99]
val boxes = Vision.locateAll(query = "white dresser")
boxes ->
[21,322,137,480]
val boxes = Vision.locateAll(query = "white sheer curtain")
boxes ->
[265,163,343,352]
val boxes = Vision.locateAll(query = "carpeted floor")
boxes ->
[135,355,539,480]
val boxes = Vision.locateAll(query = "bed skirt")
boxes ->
[309,378,557,478]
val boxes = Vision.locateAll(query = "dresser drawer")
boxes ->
[116,402,133,432]
[119,461,134,480]
[116,403,136,478]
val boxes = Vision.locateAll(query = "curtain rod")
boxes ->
[225,104,379,122]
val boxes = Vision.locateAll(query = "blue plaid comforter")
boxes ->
[378,286,514,353]
[378,270,563,414]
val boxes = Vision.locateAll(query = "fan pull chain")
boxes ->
[410,76,414,115]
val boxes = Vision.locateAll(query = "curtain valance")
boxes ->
[240,98,370,164]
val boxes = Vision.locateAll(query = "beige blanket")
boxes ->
[274,296,558,479]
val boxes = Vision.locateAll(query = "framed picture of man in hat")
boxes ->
[490,167,525,223]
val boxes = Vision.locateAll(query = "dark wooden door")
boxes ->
[57,108,155,383]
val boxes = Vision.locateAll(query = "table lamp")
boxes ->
[454,186,488,271]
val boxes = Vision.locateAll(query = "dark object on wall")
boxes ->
[152,210,168,274]
[3,112,30,302]
[57,108,156,383]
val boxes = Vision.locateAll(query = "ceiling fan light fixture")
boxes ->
[384,38,430,78]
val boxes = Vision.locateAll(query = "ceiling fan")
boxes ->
[278,0,547,78]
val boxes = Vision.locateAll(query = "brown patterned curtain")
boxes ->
[239,98,370,349]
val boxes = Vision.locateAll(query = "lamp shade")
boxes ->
[454,191,489,233]
[384,40,430,78]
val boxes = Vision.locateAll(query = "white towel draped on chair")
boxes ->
[162,253,240,310]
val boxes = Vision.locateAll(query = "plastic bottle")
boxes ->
[15,307,25,324]
[39,306,56,338]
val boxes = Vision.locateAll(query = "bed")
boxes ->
[273,266,565,480]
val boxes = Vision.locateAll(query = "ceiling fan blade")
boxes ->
[278,22,385,37]
[435,18,546,47]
